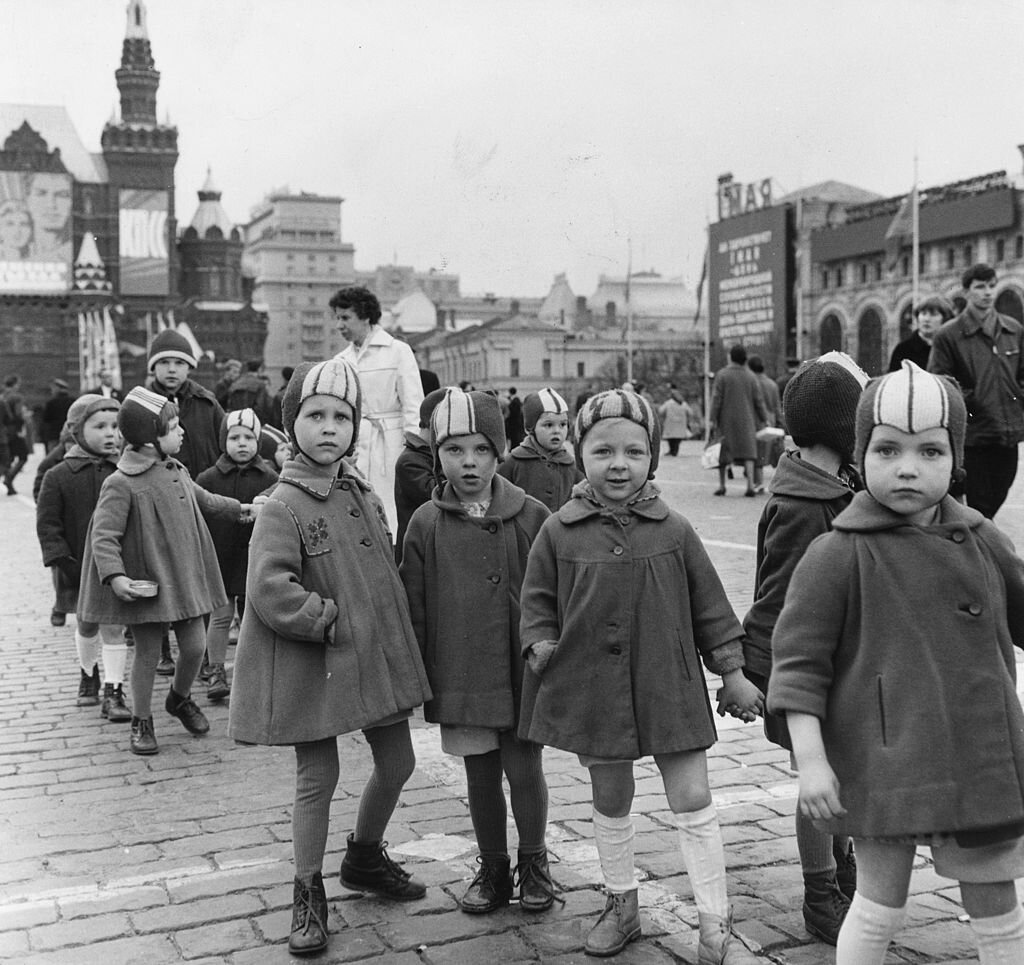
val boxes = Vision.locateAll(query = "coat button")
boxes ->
[488,523,497,533]
[489,574,500,584]
[610,646,622,655]
[952,532,965,543]
[340,481,350,491]
[612,546,623,556]
[359,537,371,547]
[350,509,360,517]
[967,603,982,616]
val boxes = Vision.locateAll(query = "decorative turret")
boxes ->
[116,1,159,125]
[189,168,237,239]
[74,234,113,294]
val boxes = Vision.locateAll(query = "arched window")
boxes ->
[857,308,884,376]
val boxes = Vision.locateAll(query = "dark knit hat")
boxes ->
[281,359,361,458]
[783,351,869,463]
[119,386,177,448]
[419,387,448,429]
[259,424,290,462]
[220,407,262,452]
[65,394,120,448]
[855,360,966,480]
[431,388,506,460]
[148,329,197,371]
[574,389,660,477]
[523,388,569,432]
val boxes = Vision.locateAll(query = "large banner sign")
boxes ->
[119,189,169,295]
[0,170,73,292]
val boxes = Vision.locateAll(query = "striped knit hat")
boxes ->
[855,360,966,479]
[523,388,569,432]
[119,386,177,448]
[281,359,362,458]
[431,388,506,461]
[575,388,661,477]
[259,424,290,463]
[220,407,262,452]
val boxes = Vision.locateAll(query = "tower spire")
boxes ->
[116,1,159,125]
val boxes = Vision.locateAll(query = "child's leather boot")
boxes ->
[697,908,760,964]
[289,872,328,955]
[584,888,641,957]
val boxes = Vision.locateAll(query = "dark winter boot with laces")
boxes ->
[129,716,158,755]
[165,686,210,735]
[803,870,851,946]
[101,683,132,722]
[339,834,426,901]
[515,848,562,913]
[206,663,230,702]
[288,872,328,956]
[76,665,101,706]
[460,853,513,914]
[833,839,857,900]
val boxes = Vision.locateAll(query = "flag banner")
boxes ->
[102,307,123,389]
[693,243,709,325]
[884,188,915,272]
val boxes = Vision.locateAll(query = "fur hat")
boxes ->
[431,388,506,460]
[523,388,569,432]
[221,407,262,452]
[281,359,361,458]
[783,351,869,463]
[259,424,290,462]
[419,387,448,429]
[574,388,660,477]
[148,329,197,371]
[65,394,120,449]
[854,360,966,479]
[119,386,177,448]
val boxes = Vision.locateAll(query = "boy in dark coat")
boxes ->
[393,387,445,565]
[497,388,583,513]
[741,351,868,945]
[195,408,279,702]
[36,395,131,720]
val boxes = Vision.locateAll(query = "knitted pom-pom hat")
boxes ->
[119,386,177,448]
[783,351,869,463]
[431,388,507,461]
[523,388,569,432]
[65,394,120,449]
[575,388,660,477]
[854,360,966,480]
[148,329,197,371]
[281,359,361,458]
[220,407,262,452]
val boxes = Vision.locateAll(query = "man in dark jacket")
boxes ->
[929,263,1024,518]
[226,360,274,424]
[41,379,74,452]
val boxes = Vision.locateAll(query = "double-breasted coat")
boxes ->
[228,458,431,746]
[518,484,745,759]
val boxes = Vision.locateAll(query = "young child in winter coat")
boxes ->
[259,423,291,471]
[400,388,554,916]
[740,352,868,946]
[497,388,583,513]
[769,361,1024,964]
[77,387,250,757]
[393,387,446,565]
[519,389,763,962]
[228,359,432,958]
[195,408,279,702]
[35,394,131,721]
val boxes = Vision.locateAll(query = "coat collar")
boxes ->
[769,450,856,500]
[147,376,217,405]
[431,472,526,520]
[833,491,985,534]
[956,307,1021,337]
[116,446,182,476]
[557,479,669,524]
[213,452,268,475]
[63,443,119,471]
[403,431,431,453]
[277,454,370,501]
[510,436,575,465]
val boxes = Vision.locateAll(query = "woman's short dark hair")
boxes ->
[747,354,765,374]
[328,286,382,324]
[913,295,955,322]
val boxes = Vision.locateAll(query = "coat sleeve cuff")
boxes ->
[704,638,745,675]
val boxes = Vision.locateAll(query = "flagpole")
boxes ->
[911,155,920,309]
[625,238,634,384]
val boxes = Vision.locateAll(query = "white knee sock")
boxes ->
[972,904,1024,964]
[74,630,99,674]
[592,808,638,893]
[836,892,906,964]
[675,803,728,918]
[101,641,127,686]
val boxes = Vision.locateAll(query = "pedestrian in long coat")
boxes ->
[709,344,766,496]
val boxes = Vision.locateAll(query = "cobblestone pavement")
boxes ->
[2,442,1023,964]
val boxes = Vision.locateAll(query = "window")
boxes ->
[821,270,829,290]
[577,361,585,377]
[510,358,519,377]
[859,264,867,284]
[964,243,973,265]
[919,250,926,273]
[874,261,882,281]
[997,239,1006,262]
[835,268,843,288]
[947,248,955,270]
[900,255,909,277]
[542,358,551,378]
[1016,235,1023,259]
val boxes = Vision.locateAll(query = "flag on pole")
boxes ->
[102,307,123,389]
[884,187,916,272]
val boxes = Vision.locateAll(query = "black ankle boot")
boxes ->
[101,683,132,722]
[460,854,513,914]
[77,665,101,706]
[803,870,851,945]
[129,716,158,755]
[156,634,175,676]
[339,833,425,900]
[514,848,561,912]
[288,872,328,955]
[833,839,857,900]
[165,686,209,735]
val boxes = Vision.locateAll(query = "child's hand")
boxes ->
[239,503,257,523]
[110,575,140,602]
[798,760,847,828]
[716,669,764,721]
[526,641,557,676]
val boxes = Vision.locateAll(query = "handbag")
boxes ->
[701,441,721,471]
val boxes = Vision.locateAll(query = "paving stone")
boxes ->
[0,898,57,930]
[27,911,132,950]
[130,892,264,934]
[58,884,169,919]
[174,916,262,958]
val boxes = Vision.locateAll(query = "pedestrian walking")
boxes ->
[658,389,695,457]
[505,387,525,449]
[77,387,251,756]
[35,395,131,722]
[740,352,868,945]
[40,378,74,452]
[393,387,445,565]
[747,355,781,486]
[518,389,763,961]
[709,345,767,497]
[213,358,241,409]
[400,388,555,916]
[888,295,953,372]
[928,263,1024,519]
[498,388,583,513]
[770,361,1024,963]
[332,286,423,539]
[194,408,278,703]
[228,359,432,957]
[2,374,30,494]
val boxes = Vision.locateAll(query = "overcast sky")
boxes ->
[3,0,1024,297]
